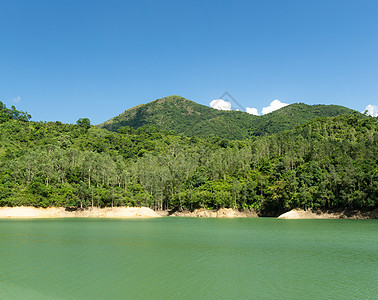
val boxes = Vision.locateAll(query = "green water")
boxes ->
[0,218,376,299]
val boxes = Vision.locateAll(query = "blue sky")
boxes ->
[1,0,377,123]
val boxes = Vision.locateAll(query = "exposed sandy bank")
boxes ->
[278,208,377,219]
[154,210,170,217]
[171,208,258,218]
[0,206,160,218]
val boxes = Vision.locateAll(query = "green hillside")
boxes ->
[0,101,376,215]
[99,95,358,139]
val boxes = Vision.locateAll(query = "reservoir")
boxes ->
[0,218,376,299]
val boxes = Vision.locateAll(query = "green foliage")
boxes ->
[0,102,376,215]
[99,96,359,140]
[76,118,91,129]
[0,101,31,123]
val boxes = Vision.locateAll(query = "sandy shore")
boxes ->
[0,206,161,218]
[278,208,377,219]
[170,208,258,218]
[2,206,375,219]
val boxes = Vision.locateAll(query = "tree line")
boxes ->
[0,101,376,215]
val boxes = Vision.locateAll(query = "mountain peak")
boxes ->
[99,96,358,139]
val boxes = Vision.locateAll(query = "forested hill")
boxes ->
[0,100,376,215]
[99,95,358,139]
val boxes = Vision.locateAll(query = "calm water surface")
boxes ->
[0,218,376,299]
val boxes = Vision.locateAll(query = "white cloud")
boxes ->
[363,104,378,117]
[261,99,288,114]
[246,107,259,115]
[210,99,232,111]
[12,96,21,103]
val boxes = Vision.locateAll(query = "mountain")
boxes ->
[99,95,359,139]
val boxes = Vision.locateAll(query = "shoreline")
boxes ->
[277,208,377,219]
[0,206,376,219]
[0,207,258,219]
[0,206,161,219]
[169,208,258,218]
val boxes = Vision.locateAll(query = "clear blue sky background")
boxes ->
[1,0,377,124]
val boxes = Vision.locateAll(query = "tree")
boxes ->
[76,118,91,129]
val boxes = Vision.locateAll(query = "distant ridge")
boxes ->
[99,95,359,139]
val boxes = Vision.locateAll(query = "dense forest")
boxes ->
[0,101,376,216]
[100,95,357,140]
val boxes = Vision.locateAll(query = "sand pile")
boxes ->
[277,209,337,219]
[278,208,377,219]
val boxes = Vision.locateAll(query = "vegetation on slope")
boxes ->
[0,101,376,216]
[100,95,358,139]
